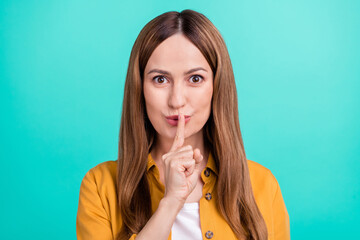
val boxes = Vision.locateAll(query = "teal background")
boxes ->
[1,0,359,239]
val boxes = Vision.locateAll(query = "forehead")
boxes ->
[145,33,210,72]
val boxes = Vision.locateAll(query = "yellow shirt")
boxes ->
[76,153,290,240]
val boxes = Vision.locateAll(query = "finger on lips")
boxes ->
[162,111,202,179]
[170,112,185,152]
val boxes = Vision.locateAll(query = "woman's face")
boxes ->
[143,33,213,142]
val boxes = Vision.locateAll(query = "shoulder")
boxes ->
[80,160,118,197]
[77,161,121,239]
[87,160,117,179]
[246,160,290,238]
[246,159,280,202]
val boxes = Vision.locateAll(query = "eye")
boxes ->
[152,75,168,84]
[189,75,204,84]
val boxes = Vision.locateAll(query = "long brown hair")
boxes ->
[116,9,268,240]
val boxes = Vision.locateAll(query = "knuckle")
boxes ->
[169,161,177,168]
[163,155,172,165]
[162,151,175,160]
[188,159,195,166]
[179,145,192,152]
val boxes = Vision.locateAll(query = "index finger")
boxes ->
[170,112,185,151]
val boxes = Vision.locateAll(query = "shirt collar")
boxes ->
[147,153,156,172]
[147,151,218,176]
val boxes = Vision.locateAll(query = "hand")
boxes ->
[161,112,204,205]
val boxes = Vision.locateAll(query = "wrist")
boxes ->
[160,196,185,213]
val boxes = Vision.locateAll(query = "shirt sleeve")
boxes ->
[76,169,114,239]
[76,169,140,240]
[272,178,290,240]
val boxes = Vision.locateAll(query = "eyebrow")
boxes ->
[147,67,207,75]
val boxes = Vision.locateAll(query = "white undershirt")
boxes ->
[171,202,203,240]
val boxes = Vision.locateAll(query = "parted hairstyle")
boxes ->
[116,9,268,240]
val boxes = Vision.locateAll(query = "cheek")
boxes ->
[189,85,213,127]
[193,84,213,110]
[143,86,166,122]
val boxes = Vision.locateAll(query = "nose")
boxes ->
[168,81,186,109]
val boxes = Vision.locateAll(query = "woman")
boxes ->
[76,9,290,240]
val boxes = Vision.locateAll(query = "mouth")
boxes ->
[165,115,191,126]
[166,115,191,120]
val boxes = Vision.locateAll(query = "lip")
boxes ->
[165,115,191,126]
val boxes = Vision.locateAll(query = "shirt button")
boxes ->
[205,192,212,200]
[205,230,214,239]
[204,168,211,177]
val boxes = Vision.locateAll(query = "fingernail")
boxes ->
[178,114,181,120]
